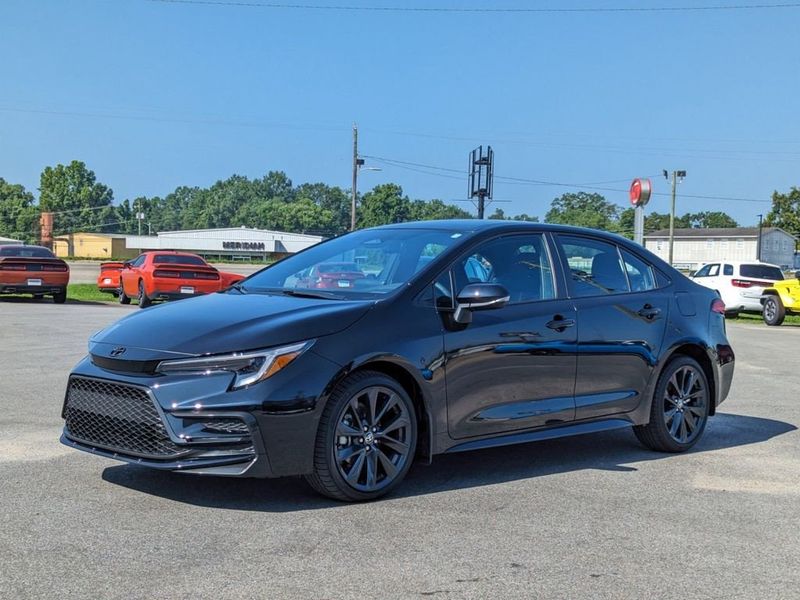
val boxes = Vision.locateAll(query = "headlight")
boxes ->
[156,341,311,390]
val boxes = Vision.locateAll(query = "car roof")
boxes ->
[700,260,782,267]
[374,219,631,239]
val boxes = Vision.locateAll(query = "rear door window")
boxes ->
[723,264,734,276]
[621,249,656,292]
[739,264,784,280]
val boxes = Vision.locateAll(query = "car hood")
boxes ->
[90,291,374,359]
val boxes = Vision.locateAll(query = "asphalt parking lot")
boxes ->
[1,300,798,600]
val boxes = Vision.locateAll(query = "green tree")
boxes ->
[39,160,114,235]
[358,184,411,228]
[765,187,800,237]
[0,178,39,243]
[410,198,471,221]
[488,207,538,222]
[685,211,738,228]
[545,192,621,232]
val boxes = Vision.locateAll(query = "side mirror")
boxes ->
[453,283,510,324]
[795,271,800,281]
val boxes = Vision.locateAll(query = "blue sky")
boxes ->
[1,0,799,226]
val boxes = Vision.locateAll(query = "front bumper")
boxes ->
[60,350,341,478]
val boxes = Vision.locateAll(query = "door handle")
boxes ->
[546,315,576,331]
[637,304,661,320]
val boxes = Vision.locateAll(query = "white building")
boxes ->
[124,227,324,259]
[0,235,23,245]
[644,227,798,271]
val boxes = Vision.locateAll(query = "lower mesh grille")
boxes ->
[64,376,182,458]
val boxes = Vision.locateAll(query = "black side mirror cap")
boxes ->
[453,283,510,324]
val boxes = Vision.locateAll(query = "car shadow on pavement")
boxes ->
[101,412,796,512]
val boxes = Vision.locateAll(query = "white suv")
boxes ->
[690,261,784,314]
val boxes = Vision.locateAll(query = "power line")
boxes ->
[364,154,773,204]
[144,0,800,13]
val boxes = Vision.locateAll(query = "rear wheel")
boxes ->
[634,356,710,453]
[305,371,417,502]
[763,296,785,326]
[137,280,151,309]
[119,285,131,304]
[52,290,67,304]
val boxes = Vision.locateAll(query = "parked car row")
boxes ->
[688,260,798,326]
[97,251,245,308]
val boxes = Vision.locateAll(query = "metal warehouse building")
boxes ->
[644,227,798,271]
[54,227,324,260]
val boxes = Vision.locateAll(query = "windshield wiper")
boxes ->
[277,289,344,300]
[228,282,248,294]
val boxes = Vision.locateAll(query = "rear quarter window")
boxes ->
[739,264,783,280]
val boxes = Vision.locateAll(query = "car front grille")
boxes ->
[63,376,183,458]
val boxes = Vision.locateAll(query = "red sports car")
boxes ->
[0,245,70,303]
[295,261,366,290]
[116,251,245,308]
[97,261,126,296]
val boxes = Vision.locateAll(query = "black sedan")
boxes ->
[61,221,735,501]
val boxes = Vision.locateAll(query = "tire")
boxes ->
[763,295,785,326]
[634,356,710,453]
[305,370,417,502]
[119,286,131,305]
[32,294,44,300]
[137,280,151,309]
[52,290,67,304]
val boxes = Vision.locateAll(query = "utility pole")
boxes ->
[351,123,362,232]
[757,213,764,261]
[664,169,686,266]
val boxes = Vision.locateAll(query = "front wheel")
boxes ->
[305,371,417,502]
[763,296,785,326]
[634,356,710,453]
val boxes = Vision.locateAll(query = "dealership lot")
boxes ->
[1,301,798,599]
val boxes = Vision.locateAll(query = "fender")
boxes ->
[643,337,721,419]
[317,351,439,464]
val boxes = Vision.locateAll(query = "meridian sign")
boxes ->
[629,178,652,207]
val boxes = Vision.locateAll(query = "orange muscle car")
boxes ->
[117,251,245,308]
[0,245,70,303]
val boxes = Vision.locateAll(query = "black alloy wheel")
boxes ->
[763,296,785,326]
[306,371,417,501]
[634,356,710,453]
[137,280,151,309]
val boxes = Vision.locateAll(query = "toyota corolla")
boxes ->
[61,221,734,501]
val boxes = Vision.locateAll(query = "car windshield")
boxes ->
[153,254,207,266]
[739,264,783,280]
[0,245,55,258]
[240,228,464,298]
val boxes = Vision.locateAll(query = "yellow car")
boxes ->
[762,272,800,325]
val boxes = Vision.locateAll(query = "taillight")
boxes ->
[194,272,219,280]
[732,279,772,288]
[42,264,68,272]
[153,269,180,278]
[0,264,26,271]
[711,298,726,314]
